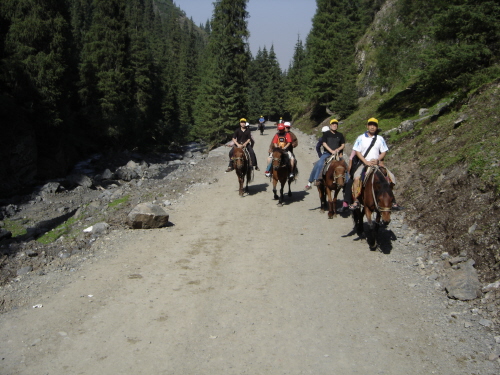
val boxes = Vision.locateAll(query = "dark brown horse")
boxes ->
[353,166,394,249]
[270,148,293,206]
[232,147,252,196]
[317,159,347,218]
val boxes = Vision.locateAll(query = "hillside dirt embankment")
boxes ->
[0,123,499,374]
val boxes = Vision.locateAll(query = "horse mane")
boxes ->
[373,168,394,197]
[272,147,285,155]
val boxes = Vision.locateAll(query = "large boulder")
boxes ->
[127,203,169,229]
[445,259,482,300]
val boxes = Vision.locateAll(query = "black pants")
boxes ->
[343,177,354,205]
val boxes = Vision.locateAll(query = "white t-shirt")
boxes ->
[352,132,389,161]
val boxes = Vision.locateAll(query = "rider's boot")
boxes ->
[350,178,361,210]
[225,160,233,172]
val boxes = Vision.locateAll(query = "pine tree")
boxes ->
[306,0,372,117]
[79,0,131,142]
[192,0,250,144]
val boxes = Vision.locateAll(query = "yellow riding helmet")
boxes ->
[329,119,338,124]
[367,117,379,125]
[239,118,247,122]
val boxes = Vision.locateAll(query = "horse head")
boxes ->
[373,169,394,226]
[332,161,347,188]
[271,148,286,171]
[232,147,246,171]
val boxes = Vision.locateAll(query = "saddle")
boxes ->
[321,153,343,178]
[361,165,392,186]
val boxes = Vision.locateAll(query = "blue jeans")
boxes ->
[310,152,331,182]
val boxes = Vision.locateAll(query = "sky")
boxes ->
[174,0,317,70]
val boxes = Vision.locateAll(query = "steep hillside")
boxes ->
[339,0,500,282]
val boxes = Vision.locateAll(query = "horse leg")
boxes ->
[318,185,325,213]
[326,187,334,219]
[287,178,292,197]
[238,174,244,196]
[278,180,285,206]
[273,178,279,200]
[365,207,377,250]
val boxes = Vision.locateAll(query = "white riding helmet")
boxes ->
[284,122,291,127]
[321,126,330,132]
[245,122,250,127]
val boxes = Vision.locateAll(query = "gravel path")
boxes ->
[0,123,499,374]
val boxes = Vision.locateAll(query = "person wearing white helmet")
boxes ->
[304,125,334,190]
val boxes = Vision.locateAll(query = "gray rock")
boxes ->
[479,319,492,327]
[17,266,33,275]
[26,249,38,257]
[68,174,93,188]
[101,169,115,180]
[397,120,415,134]
[445,260,482,300]
[419,108,429,117]
[39,182,60,194]
[91,222,109,235]
[58,250,71,259]
[115,166,139,181]
[449,256,467,265]
[127,203,169,229]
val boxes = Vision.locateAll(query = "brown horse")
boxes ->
[317,159,347,218]
[270,148,293,206]
[232,147,252,196]
[352,166,394,249]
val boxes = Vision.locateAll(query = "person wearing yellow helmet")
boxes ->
[258,115,265,135]
[306,119,345,188]
[226,118,260,172]
[349,117,399,210]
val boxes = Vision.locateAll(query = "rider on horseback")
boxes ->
[284,122,298,155]
[306,119,345,186]
[349,118,398,210]
[226,118,260,172]
[264,123,295,178]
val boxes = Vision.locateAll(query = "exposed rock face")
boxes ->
[127,203,169,229]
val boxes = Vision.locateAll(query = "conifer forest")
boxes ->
[1,0,500,190]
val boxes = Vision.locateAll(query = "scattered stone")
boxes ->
[479,319,492,327]
[58,250,71,259]
[17,266,33,275]
[440,252,450,260]
[397,120,415,133]
[26,249,38,257]
[482,280,500,293]
[69,174,93,188]
[464,322,473,328]
[39,182,60,194]
[488,352,499,361]
[445,260,482,300]
[127,203,169,229]
[449,256,467,265]
[101,169,115,180]
[468,223,477,234]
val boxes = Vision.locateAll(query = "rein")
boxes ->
[369,166,392,213]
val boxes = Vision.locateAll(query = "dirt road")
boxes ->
[1,123,498,374]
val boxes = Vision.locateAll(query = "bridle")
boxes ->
[272,150,286,168]
[369,166,392,213]
[333,165,346,185]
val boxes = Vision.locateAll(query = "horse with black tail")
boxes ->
[270,148,294,206]
[232,147,253,196]
[352,166,394,249]
[317,157,347,218]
